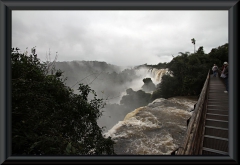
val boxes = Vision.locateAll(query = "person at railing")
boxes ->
[212,64,218,77]
[221,62,229,93]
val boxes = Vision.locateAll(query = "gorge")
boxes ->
[53,61,197,154]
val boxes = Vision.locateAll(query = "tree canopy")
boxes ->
[151,43,228,100]
[12,48,115,155]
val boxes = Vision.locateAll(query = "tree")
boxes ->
[208,43,228,69]
[149,43,228,100]
[152,49,210,99]
[151,75,179,100]
[12,48,115,155]
[191,38,196,53]
[196,46,205,55]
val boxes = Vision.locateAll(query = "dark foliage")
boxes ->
[151,75,179,100]
[134,62,168,70]
[152,43,228,99]
[207,43,228,71]
[120,88,151,110]
[12,48,115,155]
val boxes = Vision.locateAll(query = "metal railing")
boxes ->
[176,70,210,155]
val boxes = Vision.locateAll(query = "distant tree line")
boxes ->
[134,62,168,70]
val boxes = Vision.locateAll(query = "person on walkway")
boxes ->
[222,62,229,93]
[212,64,218,77]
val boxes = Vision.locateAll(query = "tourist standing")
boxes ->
[212,64,218,77]
[222,62,229,93]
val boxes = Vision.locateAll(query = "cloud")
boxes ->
[12,10,228,66]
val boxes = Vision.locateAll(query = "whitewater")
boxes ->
[104,96,197,155]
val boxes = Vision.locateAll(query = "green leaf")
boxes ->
[72,146,76,154]
[66,142,72,153]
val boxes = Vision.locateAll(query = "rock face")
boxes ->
[104,96,197,155]
[141,78,156,92]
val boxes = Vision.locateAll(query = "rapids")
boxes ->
[104,96,197,155]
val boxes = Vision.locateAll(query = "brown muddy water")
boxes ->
[104,96,198,155]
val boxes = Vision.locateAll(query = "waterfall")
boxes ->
[149,68,170,83]
[139,68,171,85]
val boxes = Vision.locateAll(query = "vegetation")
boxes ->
[120,88,152,110]
[141,78,156,92]
[151,43,228,100]
[134,62,168,70]
[12,48,115,155]
[207,43,228,71]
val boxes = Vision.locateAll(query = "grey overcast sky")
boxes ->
[12,10,228,66]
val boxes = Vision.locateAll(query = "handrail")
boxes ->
[176,70,210,155]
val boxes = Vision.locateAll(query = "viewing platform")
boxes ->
[177,72,229,155]
[202,74,229,155]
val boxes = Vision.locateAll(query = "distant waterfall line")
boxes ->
[147,68,170,83]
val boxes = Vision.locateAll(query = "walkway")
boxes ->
[201,74,229,155]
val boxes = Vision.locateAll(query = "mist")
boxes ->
[52,60,167,132]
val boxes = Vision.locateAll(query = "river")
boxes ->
[104,96,198,155]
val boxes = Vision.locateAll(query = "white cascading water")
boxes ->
[138,68,171,83]
[104,97,197,155]
[149,68,171,83]
[124,68,170,93]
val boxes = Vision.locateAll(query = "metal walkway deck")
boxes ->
[202,75,229,155]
